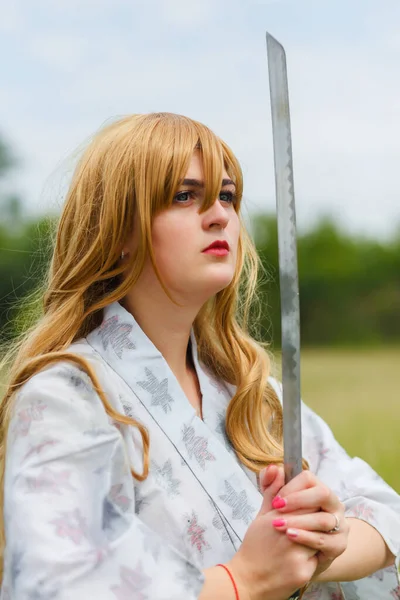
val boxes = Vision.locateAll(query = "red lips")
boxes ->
[202,240,230,252]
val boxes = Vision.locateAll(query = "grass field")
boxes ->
[297,347,400,493]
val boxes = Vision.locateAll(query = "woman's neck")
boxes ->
[121,291,204,416]
[122,288,199,383]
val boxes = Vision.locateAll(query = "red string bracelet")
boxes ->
[216,564,239,600]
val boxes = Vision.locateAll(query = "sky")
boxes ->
[0,0,399,239]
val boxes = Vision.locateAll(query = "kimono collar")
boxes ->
[86,301,264,541]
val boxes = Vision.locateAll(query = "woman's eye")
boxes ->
[219,191,235,203]
[173,191,192,203]
[173,189,236,205]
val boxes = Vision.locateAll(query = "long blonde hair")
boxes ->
[0,112,286,578]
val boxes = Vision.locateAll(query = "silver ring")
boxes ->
[328,513,340,533]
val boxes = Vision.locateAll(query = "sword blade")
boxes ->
[266,32,302,483]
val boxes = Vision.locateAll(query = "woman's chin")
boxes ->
[172,268,236,303]
[202,273,235,296]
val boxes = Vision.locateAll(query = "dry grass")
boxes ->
[298,347,400,493]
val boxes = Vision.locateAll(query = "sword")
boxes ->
[266,33,303,485]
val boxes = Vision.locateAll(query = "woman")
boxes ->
[0,112,399,600]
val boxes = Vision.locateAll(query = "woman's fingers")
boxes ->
[259,465,277,493]
[261,467,344,526]
[272,482,343,515]
[266,471,349,580]
[261,467,318,498]
[272,511,345,534]
[271,509,349,576]
[283,526,348,561]
[258,465,285,516]
[274,469,317,496]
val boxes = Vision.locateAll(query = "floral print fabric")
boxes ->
[2,301,399,599]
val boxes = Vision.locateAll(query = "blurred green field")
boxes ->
[298,347,400,493]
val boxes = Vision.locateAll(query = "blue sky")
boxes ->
[1,0,399,238]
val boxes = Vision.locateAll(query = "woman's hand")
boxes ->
[228,466,319,600]
[267,469,349,579]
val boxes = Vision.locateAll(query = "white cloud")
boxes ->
[1,0,399,238]
[29,34,91,72]
[157,0,217,26]
[0,1,25,33]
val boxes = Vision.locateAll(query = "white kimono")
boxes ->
[2,301,400,600]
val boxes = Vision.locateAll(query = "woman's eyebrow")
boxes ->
[180,178,236,188]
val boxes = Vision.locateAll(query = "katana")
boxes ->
[266,33,302,484]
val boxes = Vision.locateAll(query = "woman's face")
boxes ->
[139,150,241,305]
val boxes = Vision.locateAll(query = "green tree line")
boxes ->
[1,212,399,347]
[253,215,400,346]
[1,135,399,346]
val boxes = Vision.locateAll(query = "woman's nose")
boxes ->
[202,200,230,230]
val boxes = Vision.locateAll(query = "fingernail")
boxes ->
[272,495,287,509]
[272,518,286,528]
[287,528,298,537]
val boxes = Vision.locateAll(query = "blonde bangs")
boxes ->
[134,113,243,218]
[194,124,243,214]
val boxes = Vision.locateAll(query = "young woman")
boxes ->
[0,113,399,600]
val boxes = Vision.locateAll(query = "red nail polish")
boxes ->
[272,518,286,527]
[272,496,287,509]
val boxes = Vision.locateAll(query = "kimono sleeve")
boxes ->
[269,377,400,599]
[2,364,205,600]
